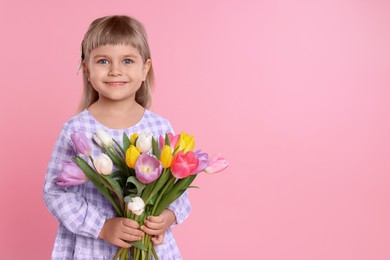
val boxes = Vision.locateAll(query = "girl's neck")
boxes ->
[87,99,145,130]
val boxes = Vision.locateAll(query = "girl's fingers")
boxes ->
[152,235,164,245]
[121,232,143,242]
[115,239,133,248]
[140,225,160,236]
[122,228,144,237]
[122,218,140,229]
[147,216,163,223]
[143,220,163,230]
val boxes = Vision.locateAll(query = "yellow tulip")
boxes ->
[130,133,139,145]
[175,132,195,154]
[126,145,140,168]
[160,145,173,168]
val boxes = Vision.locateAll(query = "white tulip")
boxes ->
[127,197,145,216]
[93,129,113,147]
[93,154,113,175]
[136,132,153,153]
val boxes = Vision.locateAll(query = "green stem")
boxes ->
[151,176,175,216]
[114,247,123,260]
[151,245,159,260]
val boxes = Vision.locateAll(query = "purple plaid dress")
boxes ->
[43,109,190,260]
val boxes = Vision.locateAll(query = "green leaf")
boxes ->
[111,170,126,185]
[165,133,170,147]
[102,175,124,202]
[131,241,147,251]
[112,139,125,157]
[154,175,197,215]
[188,186,200,189]
[126,176,146,196]
[143,169,171,203]
[152,137,160,158]
[122,132,130,154]
[102,144,122,166]
[74,157,123,216]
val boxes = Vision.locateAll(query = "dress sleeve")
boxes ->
[167,191,191,226]
[43,124,106,238]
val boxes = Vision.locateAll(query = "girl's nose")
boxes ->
[108,64,122,76]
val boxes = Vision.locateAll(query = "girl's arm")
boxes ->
[43,124,106,239]
[167,191,191,226]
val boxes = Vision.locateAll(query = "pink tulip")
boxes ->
[171,151,199,179]
[70,130,92,156]
[204,154,229,174]
[159,133,180,150]
[57,161,87,186]
[135,153,163,184]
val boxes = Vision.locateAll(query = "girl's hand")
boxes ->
[98,217,144,248]
[141,209,176,245]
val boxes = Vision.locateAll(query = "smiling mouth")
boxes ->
[105,81,128,86]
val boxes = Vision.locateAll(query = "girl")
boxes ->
[43,15,190,259]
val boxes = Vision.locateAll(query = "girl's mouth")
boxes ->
[105,81,128,86]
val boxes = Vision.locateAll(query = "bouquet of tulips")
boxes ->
[56,129,228,260]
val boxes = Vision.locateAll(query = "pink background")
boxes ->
[1,0,390,259]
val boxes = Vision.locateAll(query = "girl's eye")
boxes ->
[123,59,133,64]
[97,59,109,64]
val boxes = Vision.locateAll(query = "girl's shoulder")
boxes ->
[62,110,93,131]
[140,109,175,135]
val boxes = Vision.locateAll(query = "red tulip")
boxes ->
[171,151,199,179]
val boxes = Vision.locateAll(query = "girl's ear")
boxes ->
[142,59,152,81]
[82,61,90,78]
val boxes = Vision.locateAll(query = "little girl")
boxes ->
[43,15,190,259]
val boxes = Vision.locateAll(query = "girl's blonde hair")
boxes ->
[78,15,154,112]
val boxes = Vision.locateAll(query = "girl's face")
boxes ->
[84,44,151,104]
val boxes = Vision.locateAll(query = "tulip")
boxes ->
[204,153,229,174]
[160,145,173,168]
[57,160,87,186]
[135,153,163,184]
[70,130,92,156]
[171,151,199,179]
[159,133,180,150]
[127,197,145,216]
[136,132,153,153]
[175,132,195,155]
[130,133,139,145]
[126,145,140,168]
[93,129,113,147]
[193,150,209,174]
[93,154,113,175]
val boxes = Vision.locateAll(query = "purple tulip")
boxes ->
[71,130,92,156]
[135,153,163,184]
[57,161,87,186]
[193,150,209,174]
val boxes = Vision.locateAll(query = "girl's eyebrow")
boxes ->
[92,54,139,59]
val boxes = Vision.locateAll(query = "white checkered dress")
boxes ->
[43,109,190,259]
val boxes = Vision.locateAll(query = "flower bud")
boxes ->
[93,154,113,175]
[93,129,113,147]
[135,153,163,184]
[171,151,199,179]
[57,161,87,186]
[204,153,228,174]
[127,197,145,216]
[130,133,139,145]
[70,130,92,156]
[136,132,153,153]
[126,145,140,168]
[160,145,173,168]
[175,132,195,155]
